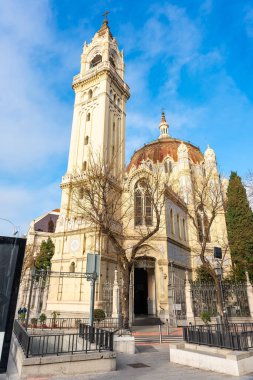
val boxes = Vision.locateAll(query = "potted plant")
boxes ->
[51,311,60,328]
[39,313,47,328]
[94,309,105,325]
[31,318,38,328]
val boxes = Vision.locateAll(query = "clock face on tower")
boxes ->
[70,238,80,252]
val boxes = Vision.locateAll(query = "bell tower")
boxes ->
[66,16,130,180]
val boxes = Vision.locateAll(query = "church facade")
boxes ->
[24,18,230,324]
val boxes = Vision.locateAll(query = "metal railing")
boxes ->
[22,317,122,331]
[183,323,253,351]
[14,320,114,358]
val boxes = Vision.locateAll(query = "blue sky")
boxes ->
[0,0,253,236]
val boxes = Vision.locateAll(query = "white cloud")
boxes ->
[0,0,88,175]
[0,181,60,237]
[244,7,253,38]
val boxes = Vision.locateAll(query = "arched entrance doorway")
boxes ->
[134,256,156,316]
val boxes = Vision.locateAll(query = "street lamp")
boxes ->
[0,217,19,236]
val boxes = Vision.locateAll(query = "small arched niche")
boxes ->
[88,89,93,99]
[69,262,75,273]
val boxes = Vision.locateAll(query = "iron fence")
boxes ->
[14,319,114,358]
[183,323,253,351]
[22,317,123,331]
[191,281,250,317]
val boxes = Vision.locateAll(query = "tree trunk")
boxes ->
[120,263,130,328]
[214,278,224,317]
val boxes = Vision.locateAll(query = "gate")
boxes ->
[170,269,186,322]
[191,281,250,317]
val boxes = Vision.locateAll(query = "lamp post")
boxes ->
[0,217,19,236]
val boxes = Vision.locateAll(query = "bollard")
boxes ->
[166,318,169,335]
[159,324,162,344]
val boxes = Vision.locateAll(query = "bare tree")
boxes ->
[20,244,34,282]
[69,151,168,325]
[186,166,230,315]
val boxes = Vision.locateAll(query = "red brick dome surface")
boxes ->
[127,138,204,172]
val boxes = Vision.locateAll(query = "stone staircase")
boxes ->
[133,332,184,345]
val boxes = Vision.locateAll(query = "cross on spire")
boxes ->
[102,11,110,20]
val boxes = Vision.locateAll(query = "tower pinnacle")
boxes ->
[99,11,112,37]
[159,111,170,139]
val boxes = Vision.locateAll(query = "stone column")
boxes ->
[33,280,42,317]
[246,271,253,319]
[41,275,49,313]
[185,271,195,323]
[129,268,134,327]
[112,270,120,319]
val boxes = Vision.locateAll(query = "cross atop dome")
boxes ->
[158,111,170,139]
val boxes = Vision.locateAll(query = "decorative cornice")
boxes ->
[72,62,130,99]
[167,236,191,252]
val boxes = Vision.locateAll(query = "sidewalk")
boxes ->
[51,345,253,380]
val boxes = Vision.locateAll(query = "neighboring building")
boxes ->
[24,18,230,323]
[26,209,60,257]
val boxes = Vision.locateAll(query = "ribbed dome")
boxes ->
[127,138,204,172]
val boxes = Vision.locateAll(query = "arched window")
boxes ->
[82,161,87,171]
[70,262,75,273]
[83,235,86,254]
[109,56,116,67]
[134,181,153,226]
[170,209,175,235]
[86,113,91,121]
[112,145,115,157]
[196,205,211,243]
[145,191,152,226]
[164,160,172,174]
[79,187,84,199]
[182,218,186,241]
[177,214,181,239]
[202,162,206,176]
[110,89,113,99]
[48,218,54,233]
[88,89,93,99]
[113,122,115,134]
[135,189,143,226]
[90,54,102,68]
[114,94,116,102]
[84,136,89,145]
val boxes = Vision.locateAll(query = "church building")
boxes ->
[23,17,230,325]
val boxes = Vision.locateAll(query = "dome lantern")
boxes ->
[158,112,170,139]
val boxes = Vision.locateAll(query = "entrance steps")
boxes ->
[131,326,183,345]
[133,333,184,345]
[132,316,162,326]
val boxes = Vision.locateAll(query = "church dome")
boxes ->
[126,138,204,172]
[127,112,204,173]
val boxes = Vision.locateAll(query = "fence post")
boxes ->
[246,272,253,319]
[112,270,120,320]
[185,271,195,324]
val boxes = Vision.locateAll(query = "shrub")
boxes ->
[31,318,38,327]
[39,313,47,324]
[200,311,211,325]
[94,309,105,321]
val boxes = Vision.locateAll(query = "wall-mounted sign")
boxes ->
[0,236,26,373]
